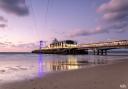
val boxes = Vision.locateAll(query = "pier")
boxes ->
[78,40,128,55]
[32,40,128,55]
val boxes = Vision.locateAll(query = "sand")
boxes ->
[0,59,128,89]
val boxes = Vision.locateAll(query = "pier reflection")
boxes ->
[38,55,90,73]
[49,56,80,71]
[38,55,108,77]
[89,56,108,64]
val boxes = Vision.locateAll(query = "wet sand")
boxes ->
[0,59,128,89]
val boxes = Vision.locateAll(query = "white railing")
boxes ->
[78,40,128,48]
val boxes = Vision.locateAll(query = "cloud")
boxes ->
[0,0,29,16]
[106,20,128,32]
[0,24,6,28]
[97,0,128,32]
[98,0,128,13]
[0,41,38,48]
[69,26,108,37]
[68,0,128,38]
[13,42,38,49]
[0,42,6,47]
[0,41,13,47]
[0,41,39,52]
[0,16,7,28]
[98,0,128,22]
[0,16,7,22]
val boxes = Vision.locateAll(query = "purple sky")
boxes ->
[0,0,128,52]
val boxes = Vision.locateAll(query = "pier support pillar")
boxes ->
[101,49,108,55]
[101,50,103,55]
[104,50,107,55]
[97,50,100,55]
[93,50,96,55]
[93,49,108,55]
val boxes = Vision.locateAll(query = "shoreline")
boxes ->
[0,58,128,89]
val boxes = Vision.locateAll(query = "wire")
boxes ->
[28,0,39,40]
[27,0,51,46]
[44,0,50,25]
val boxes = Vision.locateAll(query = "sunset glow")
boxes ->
[0,0,128,52]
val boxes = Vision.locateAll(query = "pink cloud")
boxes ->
[97,0,128,21]
[68,0,128,38]
[69,26,108,37]
[98,0,128,13]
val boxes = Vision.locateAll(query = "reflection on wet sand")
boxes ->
[48,56,80,71]
[38,55,81,73]
[38,55,107,75]
[93,58,107,64]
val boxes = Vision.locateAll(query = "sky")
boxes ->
[0,0,128,52]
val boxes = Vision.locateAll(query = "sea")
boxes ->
[0,52,128,84]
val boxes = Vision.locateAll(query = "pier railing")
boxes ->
[78,40,128,49]
[77,40,128,55]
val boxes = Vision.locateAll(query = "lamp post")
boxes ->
[40,41,43,50]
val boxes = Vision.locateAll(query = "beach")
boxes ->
[0,0,127,88]
[0,59,128,89]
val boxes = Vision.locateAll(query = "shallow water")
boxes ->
[0,53,128,84]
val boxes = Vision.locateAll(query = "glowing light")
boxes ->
[38,41,44,78]
[38,53,43,78]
